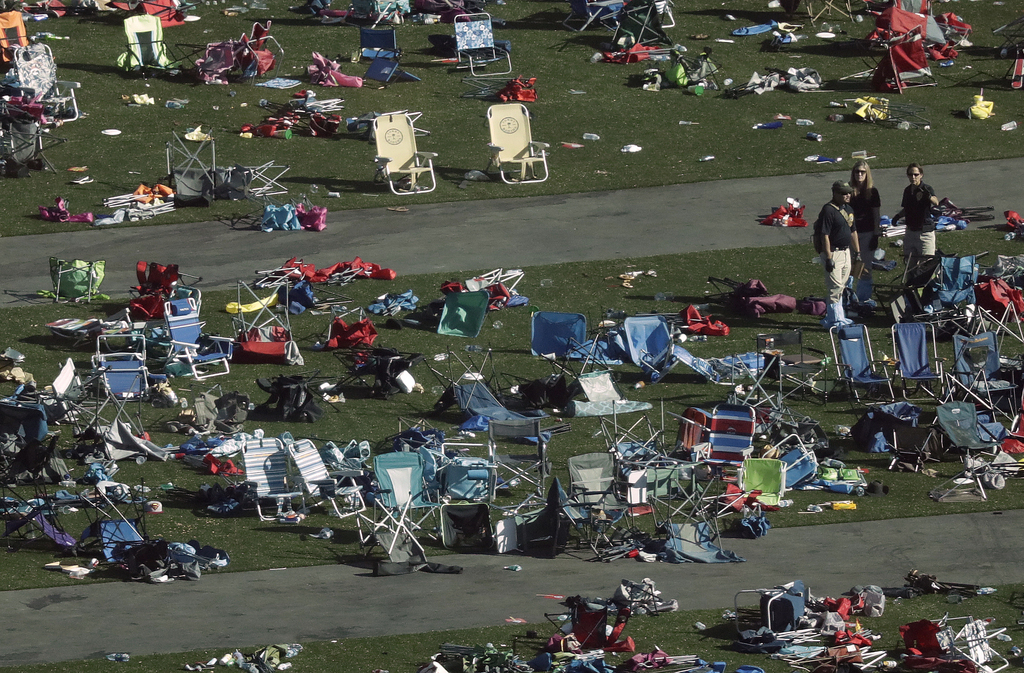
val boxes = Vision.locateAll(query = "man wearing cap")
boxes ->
[814,180,861,327]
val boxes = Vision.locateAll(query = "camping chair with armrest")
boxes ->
[46,258,105,303]
[164,297,233,380]
[831,324,895,404]
[454,13,512,78]
[566,452,630,546]
[240,435,302,521]
[737,458,786,507]
[486,103,549,184]
[623,315,678,385]
[284,436,366,519]
[0,10,28,63]
[2,119,67,175]
[750,329,827,407]
[892,322,944,401]
[373,112,437,195]
[368,451,439,558]
[91,336,149,435]
[948,332,1019,418]
[488,417,551,510]
[118,14,181,74]
[236,21,282,83]
[929,401,1002,502]
[870,30,936,94]
[563,0,623,32]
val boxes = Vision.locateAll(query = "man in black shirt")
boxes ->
[815,180,861,327]
[893,162,939,262]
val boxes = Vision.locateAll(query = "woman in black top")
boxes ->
[849,160,880,302]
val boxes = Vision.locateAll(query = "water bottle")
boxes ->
[106,653,130,662]
[465,345,484,352]
[699,155,715,162]
[582,133,600,140]
[258,98,268,107]
[309,183,319,193]
[896,121,911,130]
[689,334,708,342]
[492,320,503,329]
[978,587,997,595]
[694,621,706,630]
[778,499,793,507]
[504,564,523,571]
[678,120,696,125]
[829,101,847,108]
[796,119,814,126]
[228,90,237,97]
[1002,121,1018,131]
[1010,647,1021,657]
[807,132,823,141]
[827,114,845,122]
[285,645,303,658]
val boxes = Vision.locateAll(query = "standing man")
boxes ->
[893,162,939,262]
[814,180,860,328]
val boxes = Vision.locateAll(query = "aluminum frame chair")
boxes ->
[486,103,549,185]
[892,322,944,401]
[454,13,512,78]
[370,451,439,557]
[947,332,1018,417]
[240,435,303,521]
[488,418,550,510]
[164,297,233,380]
[372,112,437,195]
[5,44,81,124]
[831,324,895,403]
[284,436,366,519]
[118,14,180,73]
[91,344,149,435]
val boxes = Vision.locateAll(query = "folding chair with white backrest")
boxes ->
[373,112,437,195]
[240,435,302,521]
[486,103,549,184]
[285,437,366,519]
[371,451,438,556]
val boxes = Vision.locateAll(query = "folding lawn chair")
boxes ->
[568,369,653,417]
[364,57,420,85]
[611,0,670,48]
[79,519,145,563]
[831,324,895,403]
[871,30,936,94]
[45,258,106,303]
[563,0,622,32]
[691,403,757,467]
[440,503,493,549]
[737,458,786,507]
[5,44,81,124]
[566,452,630,544]
[454,13,511,78]
[372,112,437,195]
[240,435,303,521]
[284,436,366,519]
[488,417,551,510]
[531,311,586,358]
[1,119,67,175]
[948,332,1018,417]
[623,315,678,385]
[236,21,282,83]
[852,96,930,129]
[369,451,439,557]
[91,338,149,434]
[892,322,944,401]
[117,14,180,74]
[486,103,549,184]
[750,329,827,407]
[437,290,489,338]
[0,10,28,63]
[546,594,633,651]
[164,297,233,380]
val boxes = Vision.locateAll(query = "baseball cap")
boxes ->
[832,180,854,194]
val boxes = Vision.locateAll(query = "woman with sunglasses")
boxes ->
[849,160,880,302]
[893,163,939,261]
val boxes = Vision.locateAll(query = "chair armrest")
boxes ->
[415,152,438,160]
[374,156,391,166]
[488,143,503,154]
[55,80,81,89]
[529,141,550,151]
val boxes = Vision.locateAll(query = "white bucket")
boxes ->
[396,370,415,394]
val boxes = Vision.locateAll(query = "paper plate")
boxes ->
[101,129,121,136]
[183,14,201,21]
[816,31,835,38]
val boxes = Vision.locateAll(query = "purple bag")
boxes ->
[297,203,327,231]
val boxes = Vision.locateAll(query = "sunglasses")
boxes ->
[907,172,922,177]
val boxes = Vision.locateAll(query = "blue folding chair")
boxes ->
[623,315,678,384]
[359,27,400,60]
[165,297,233,380]
[892,322,944,400]
[531,311,586,358]
[831,324,894,403]
[950,331,1018,416]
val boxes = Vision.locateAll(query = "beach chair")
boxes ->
[372,112,437,195]
[831,324,895,403]
[240,436,302,521]
[360,27,400,60]
[118,14,179,73]
[691,403,757,466]
[563,0,622,32]
[5,44,81,124]
[454,13,511,77]
[164,297,233,380]
[737,458,786,507]
[284,437,366,519]
[486,103,549,184]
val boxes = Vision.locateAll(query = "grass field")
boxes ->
[2,230,1022,593]
[1,0,1023,235]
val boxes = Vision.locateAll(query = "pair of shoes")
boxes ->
[71,176,94,185]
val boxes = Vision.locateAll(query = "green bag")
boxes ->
[665,62,689,87]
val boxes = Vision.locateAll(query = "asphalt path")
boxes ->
[1,159,1023,666]
[2,158,1021,307]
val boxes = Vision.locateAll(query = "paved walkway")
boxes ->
[2,158,1020,307]
[0,159,1022,666]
